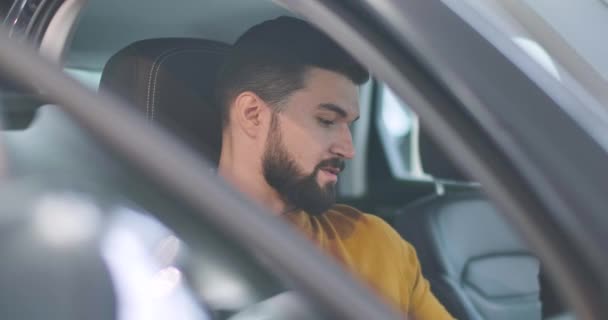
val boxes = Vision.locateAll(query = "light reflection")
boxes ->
[513,37,561,81]
[101,209,210,320]
[381,87,411,138]
[33,194,101,247]
[197,268,251,310]
[149,266,183,299]
[153,235,181,267]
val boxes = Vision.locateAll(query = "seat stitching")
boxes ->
[146,47,183,120]
[149,47,227,121]
[147,47,227,121]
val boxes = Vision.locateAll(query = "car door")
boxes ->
[2,0,608,319]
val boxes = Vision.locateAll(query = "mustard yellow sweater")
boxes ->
[285,204,454,320]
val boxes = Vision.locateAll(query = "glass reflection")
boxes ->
[101,208,210,320]
[33,193,101,247]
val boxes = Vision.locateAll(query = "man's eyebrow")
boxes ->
[318,103,359,122]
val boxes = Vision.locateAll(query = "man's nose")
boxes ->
[330,126,355,159]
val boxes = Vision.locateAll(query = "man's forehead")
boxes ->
[301,69,360,115]
[316,102,360,121]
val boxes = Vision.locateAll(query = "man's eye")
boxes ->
[317,118,335,127]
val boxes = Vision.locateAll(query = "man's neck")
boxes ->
[218,143,288,216]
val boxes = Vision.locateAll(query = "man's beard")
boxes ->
[262,116,345,216]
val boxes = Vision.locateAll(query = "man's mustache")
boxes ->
[316,158,346,173]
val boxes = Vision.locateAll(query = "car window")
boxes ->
[65,68,102,89]
[375,83,427,180]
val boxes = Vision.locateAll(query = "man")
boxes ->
[216,16,453,319]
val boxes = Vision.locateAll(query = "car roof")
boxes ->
[66,0,292,70]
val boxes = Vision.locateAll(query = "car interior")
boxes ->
[0,0,573,319]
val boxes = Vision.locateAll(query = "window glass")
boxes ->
[375,83,426,179]
[65,68,102,89]
[87,205,213,320]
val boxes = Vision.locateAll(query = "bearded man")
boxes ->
[216,16,453,320]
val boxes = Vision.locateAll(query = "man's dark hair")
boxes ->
[216,16,369,126]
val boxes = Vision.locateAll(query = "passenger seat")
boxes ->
[394,131,542,320]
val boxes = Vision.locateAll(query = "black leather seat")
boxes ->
[394,131,542,320]
[99,38,230,165]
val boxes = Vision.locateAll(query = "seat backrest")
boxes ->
[392,127,542,319]
[99,38,230,165]
[395,191,541,320]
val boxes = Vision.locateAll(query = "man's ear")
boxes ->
[231,91,268,137]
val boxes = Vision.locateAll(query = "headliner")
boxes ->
[65,0,293,70]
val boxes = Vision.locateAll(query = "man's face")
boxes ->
[262,68,360,215]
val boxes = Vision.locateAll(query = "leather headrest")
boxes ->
[99,38,230,165]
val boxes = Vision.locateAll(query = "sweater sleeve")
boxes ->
[401,239,454,320]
